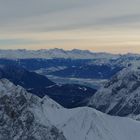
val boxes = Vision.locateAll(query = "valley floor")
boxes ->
[47,75,107,89]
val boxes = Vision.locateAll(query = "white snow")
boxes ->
[42,101,140,140]
[89,65,140,116]
[1,78,140,140]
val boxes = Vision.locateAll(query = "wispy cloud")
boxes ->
[0,0,140,53]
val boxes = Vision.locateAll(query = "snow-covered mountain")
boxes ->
[0,49,119,59]
[88,53,140,68]
[45,105,140,140]
[1,78,140,140]
[89,66,140,116]
[112,53,140,67]
[0,79,66,140]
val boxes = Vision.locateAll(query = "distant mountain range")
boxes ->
[0,48,119,59]
[0,49,140,77]
[0,52,140,84]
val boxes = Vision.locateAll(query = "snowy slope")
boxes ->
[89,66,140,116]
[113,54,140,67]
[1,78,140,140]
[0,79,66,140]
[43,100,140,140]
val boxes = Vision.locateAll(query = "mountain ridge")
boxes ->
[89,66,140,116]
[1,78,140,140]
[0,49,119,59]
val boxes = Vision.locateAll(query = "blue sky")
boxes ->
[0,0,140,53]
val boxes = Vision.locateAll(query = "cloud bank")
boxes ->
[0,0,140,53]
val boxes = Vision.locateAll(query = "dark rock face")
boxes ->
[0,79,66,140]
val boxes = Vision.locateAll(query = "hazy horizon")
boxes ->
[1,0,140,54]
[0,48,139,55]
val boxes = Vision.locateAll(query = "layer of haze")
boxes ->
[1,0,140,54]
